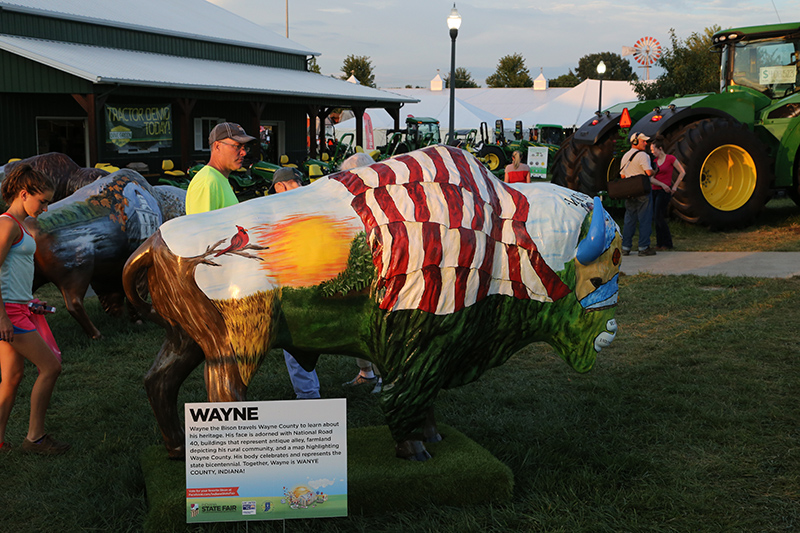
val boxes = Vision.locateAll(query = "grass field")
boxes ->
[1,201,798,532]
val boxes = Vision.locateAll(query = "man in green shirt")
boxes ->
[185,122,255,215]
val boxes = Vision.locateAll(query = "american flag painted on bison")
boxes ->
[332,145,571,314]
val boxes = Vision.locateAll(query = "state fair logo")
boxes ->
[190,503,200,518]
[242,501,256,516]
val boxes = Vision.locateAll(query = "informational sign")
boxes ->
[760,66,796,85]
[184,399,347,524]
[104,104,172,153]
[527,146,549,179]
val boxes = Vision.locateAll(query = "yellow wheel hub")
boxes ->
[485,153,501,170]
[699,144,757,211]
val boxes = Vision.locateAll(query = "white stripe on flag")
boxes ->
[518,249,552,302]
[436,266,458,314]
[404,222,425,273]
[363,189,390,227]
[440,227,461,269]
[351,164,380,189]
[393,269,424,311]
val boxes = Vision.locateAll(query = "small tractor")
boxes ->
[477,119,563,179]
[377,116,441,158]
[551,21,800,229]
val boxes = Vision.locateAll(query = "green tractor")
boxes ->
[478,119,562,179]
[552,21,800,228]
[377,116,441,158]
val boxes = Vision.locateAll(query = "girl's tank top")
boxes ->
[0,213,36,303]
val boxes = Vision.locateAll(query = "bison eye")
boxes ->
[590,277,603,288]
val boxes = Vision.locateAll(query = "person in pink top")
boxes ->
[504,151,530,183]
[650,136,686,251]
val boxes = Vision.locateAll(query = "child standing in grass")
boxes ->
[0,163,69,455]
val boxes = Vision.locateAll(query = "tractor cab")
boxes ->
[406,116,441,147]
[715,22,800,98]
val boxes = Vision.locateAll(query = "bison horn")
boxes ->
[575,196,607,265]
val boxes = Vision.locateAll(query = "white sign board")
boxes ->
[527,146,549,179]
[760,66,796,85]
[184,399,347,523]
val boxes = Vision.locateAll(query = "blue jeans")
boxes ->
[622,194,653,251]
[284,350,320,399]
[652,189,673,249]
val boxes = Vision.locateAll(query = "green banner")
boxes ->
[105,104,172,152]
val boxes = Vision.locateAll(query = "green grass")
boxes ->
[1,208,799,531]
[611,196,800,251]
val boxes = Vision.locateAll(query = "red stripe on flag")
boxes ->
[373,188,404,223]
[448,148,479,192]
[394,154,424,183]
[489,212,504,243]
[457,227,476,268]
[404,182,431,222]
[526,251,571,301]
[440,184,464,229]
[507,187,531,222]
[453,266,471,312]
[418,265,442,313]
[505,245,527,299]
[476,269,491,301]
[479,237,495,277]
[421,222,442,268]
[471,198,486,232]
[426,148,452,184]
[332,170,369,197]
[374,162,398,187]
[384,221,409,280]
[380,273,406,310]
[350,194,378,234]
[369,227,384,277]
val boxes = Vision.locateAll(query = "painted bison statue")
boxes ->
[2,152,109,206]
[27,169,185,339]
[123,145,621,460]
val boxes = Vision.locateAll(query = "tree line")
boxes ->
[319,26,720,99]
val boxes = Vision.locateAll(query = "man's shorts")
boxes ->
[5,303,36,334]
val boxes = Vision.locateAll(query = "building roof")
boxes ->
[0,34,417,104]
[0,0,316,56]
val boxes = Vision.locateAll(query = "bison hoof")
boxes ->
[395,440,431,461]
[167,446,186,460]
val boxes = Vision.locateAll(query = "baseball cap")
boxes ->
[209,122,256,145]
[629,132,650,144]
[269,167,303,193]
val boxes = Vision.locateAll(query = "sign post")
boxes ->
[184,399,347,523]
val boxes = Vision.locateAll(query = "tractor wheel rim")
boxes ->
[486,153,500,170]
[699,144,757,211]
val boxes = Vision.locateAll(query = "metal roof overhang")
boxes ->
[0,34,417,107]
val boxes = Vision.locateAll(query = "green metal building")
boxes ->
[0,0,415,172]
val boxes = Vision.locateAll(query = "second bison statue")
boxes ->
[28,169,185,338]
[123,145,621,460]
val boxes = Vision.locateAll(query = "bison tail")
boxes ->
[123,233,167,328]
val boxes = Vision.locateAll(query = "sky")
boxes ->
[209,0,799,88]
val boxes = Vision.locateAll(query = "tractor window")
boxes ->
[418,122,441,144]
[731,37,800,97]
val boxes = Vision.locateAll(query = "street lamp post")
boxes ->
[596,60,606,113]
[447,4,461,144]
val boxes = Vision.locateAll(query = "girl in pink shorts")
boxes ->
[0,163,69,455]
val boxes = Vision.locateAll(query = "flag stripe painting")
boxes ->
[332,145,570,314]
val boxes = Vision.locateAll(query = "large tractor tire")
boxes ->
[479,145,506,171]
[577,131,619,194]
[550,134,590,191]
[670,118,771,228]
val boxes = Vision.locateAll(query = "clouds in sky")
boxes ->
[210,0,797,88]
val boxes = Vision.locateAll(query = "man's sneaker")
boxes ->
[621,249,631,256]
[22,434,70,455]
[638,247,657,256]
[342,374,378,387]
[371,377,383,394]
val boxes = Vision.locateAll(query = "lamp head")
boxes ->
[597,61,607,75]
[447,4,462,31]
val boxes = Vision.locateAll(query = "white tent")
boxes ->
[334,81,638,148]
[515,79,638,129]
